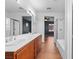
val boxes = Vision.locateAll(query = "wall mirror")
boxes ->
[5,0,33,37]
[5,18,20,37]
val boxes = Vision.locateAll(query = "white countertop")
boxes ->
[5,33,41,52]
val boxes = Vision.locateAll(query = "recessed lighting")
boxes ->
[18,7,26,12]
[47,7,52,10]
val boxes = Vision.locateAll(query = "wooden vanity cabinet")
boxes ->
[16,40,34,59]
[5,35,42,59]
[5,40,34,59]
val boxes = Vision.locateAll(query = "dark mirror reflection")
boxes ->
[22,16,31,34]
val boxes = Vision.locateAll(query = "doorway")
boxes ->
[44,16,54,41]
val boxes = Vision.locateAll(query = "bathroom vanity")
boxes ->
[5,34,42,59]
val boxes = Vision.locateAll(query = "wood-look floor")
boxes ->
[36,36,62,59]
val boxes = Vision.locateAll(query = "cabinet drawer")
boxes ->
[5,52,14,59]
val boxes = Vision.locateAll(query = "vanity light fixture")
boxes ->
[18,7,27,12]
[27,10,32,16]
[27,9,34,16]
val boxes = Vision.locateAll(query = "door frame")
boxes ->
[65,0,73,59]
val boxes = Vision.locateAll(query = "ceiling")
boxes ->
[5,0,26,13]
[29,0,65,12]
[5,0,65,13]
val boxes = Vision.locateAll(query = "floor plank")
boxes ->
[36,36,62,59]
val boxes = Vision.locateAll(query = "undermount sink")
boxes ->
[5,36,28,46]
[5,34,32,46]
[6,38,26,46]
[6,40,16,46]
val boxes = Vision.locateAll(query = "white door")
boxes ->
[14,21,19,35]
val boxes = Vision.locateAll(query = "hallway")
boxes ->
[36,36,62,59]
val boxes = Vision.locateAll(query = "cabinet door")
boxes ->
[37,36,42,53]
[35,35,42,57]
[35,38,38,57]
[17,41,34,59]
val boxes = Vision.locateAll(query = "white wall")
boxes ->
[28,7,38,34]
[32,15,38,33]
[57,17,65,39]
[36,14,45,42]
[36,12,65,42]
